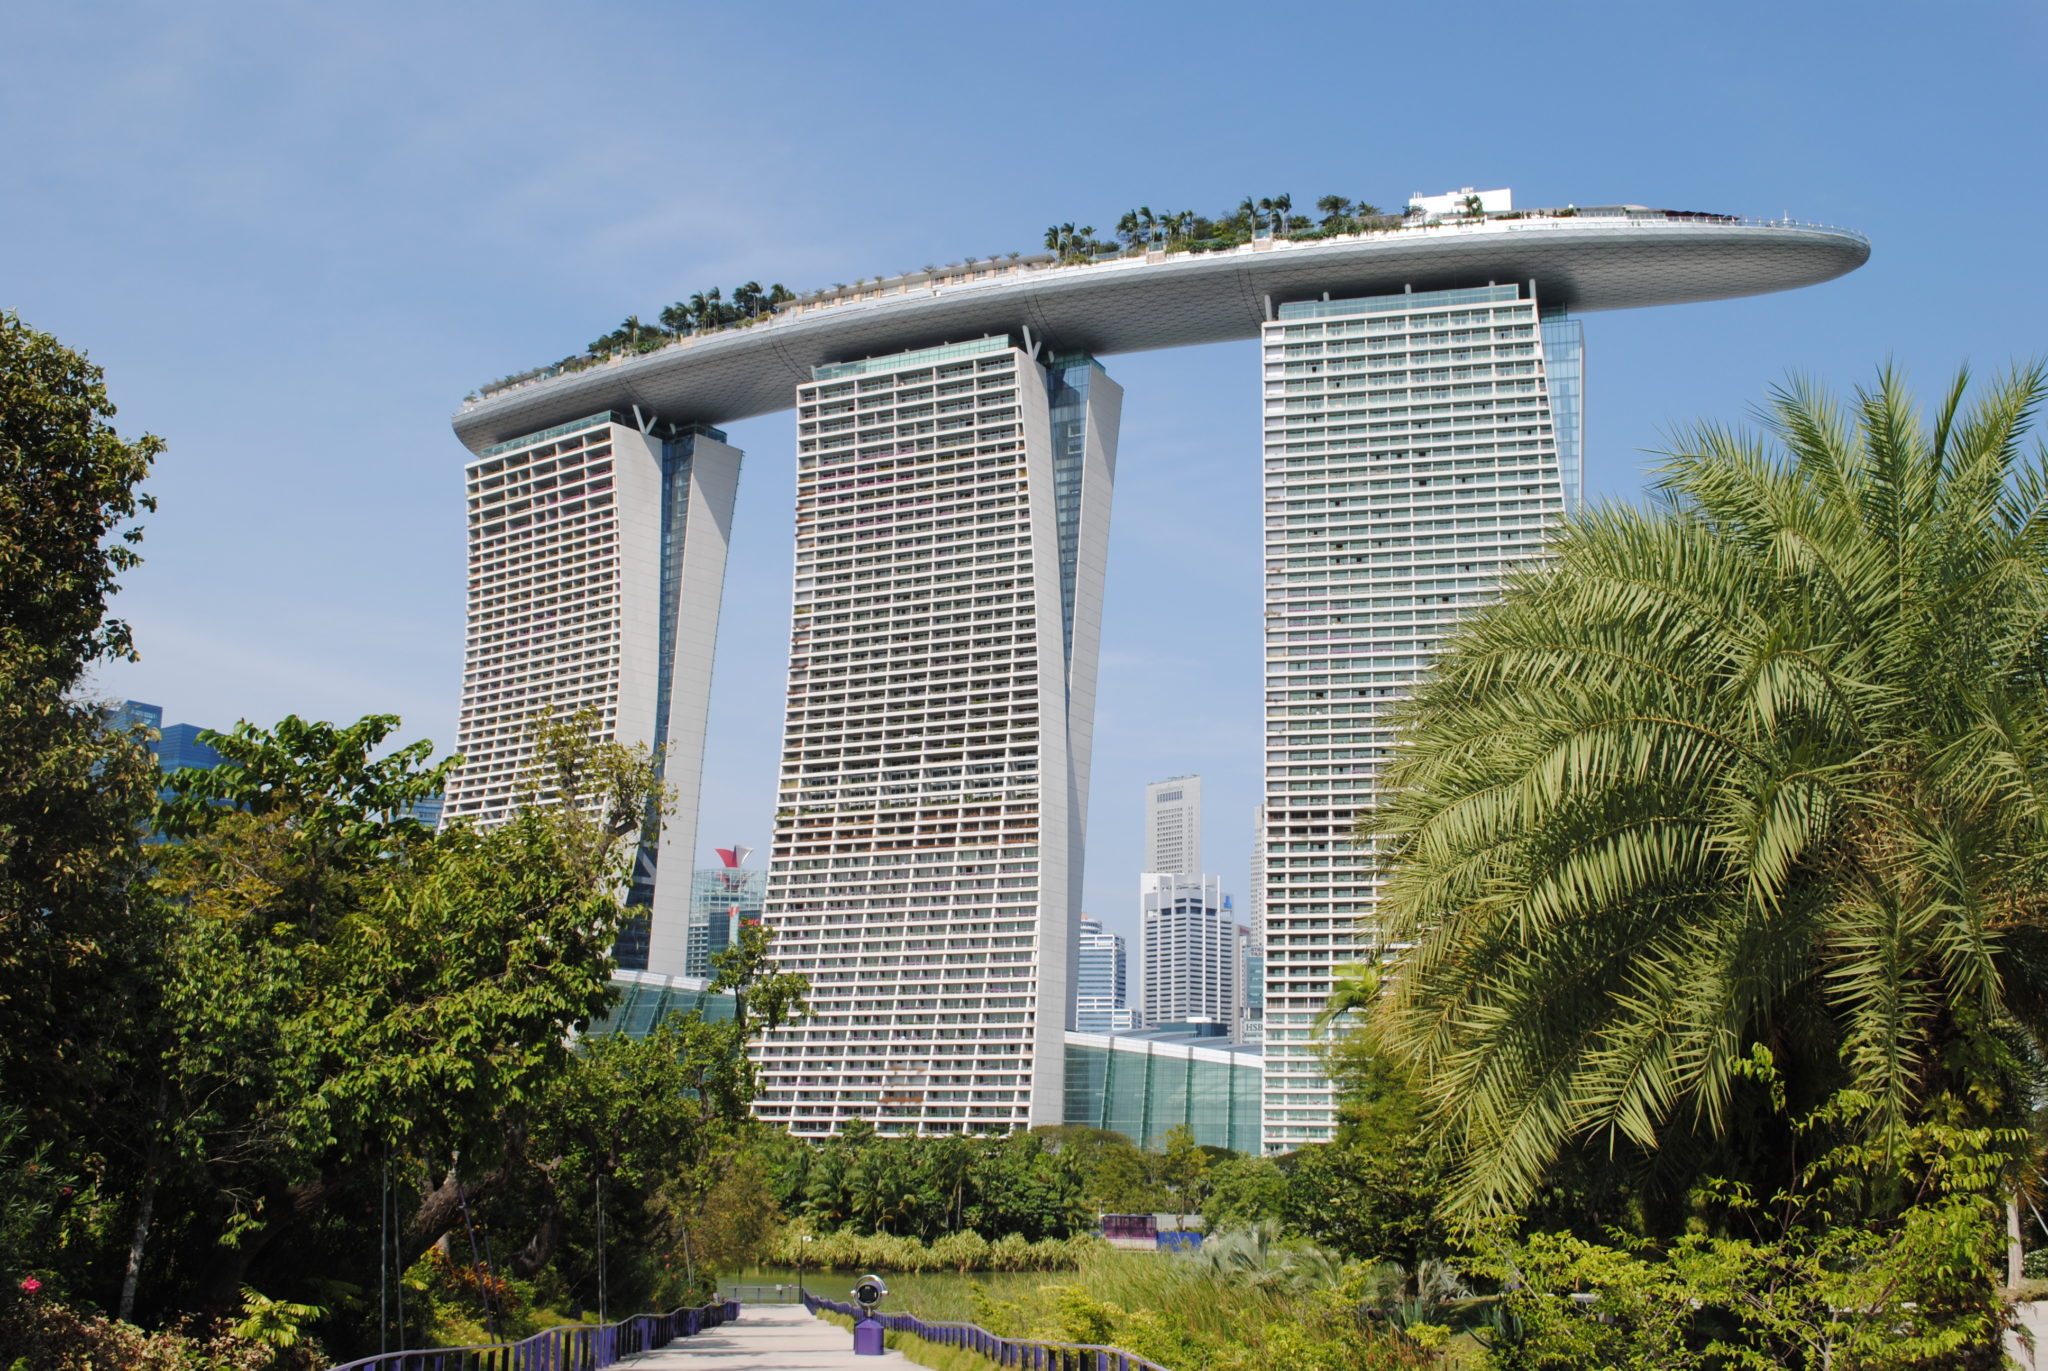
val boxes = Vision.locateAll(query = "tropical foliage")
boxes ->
[0,313,809,1366]
[1365,364,2048,1230]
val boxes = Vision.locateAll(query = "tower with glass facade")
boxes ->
[440,412,741,977]
[1258,283,1583,1150]
[754,336,1121,1136]
[687,864,767,976]
[1076,913,1132,1033]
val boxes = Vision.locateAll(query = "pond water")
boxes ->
[720,1266,1067,1322]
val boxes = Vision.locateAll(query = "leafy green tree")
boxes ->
[0,313,164,1312]
[0,309,162,1160]
[966,1132,1083,1241]
[128,711,655,1315]
[1042,1126,1167,1215]
[1200,1155,1286,1233]
[1157,1124,1210,1218]
[1368,365,2048,1222]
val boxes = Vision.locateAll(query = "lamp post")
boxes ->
[799,1233,813,1301]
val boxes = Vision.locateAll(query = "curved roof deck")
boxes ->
[452,212,1869,455]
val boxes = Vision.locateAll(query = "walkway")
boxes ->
[623,1302,915,1369]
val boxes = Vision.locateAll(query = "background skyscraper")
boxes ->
[1141,872,1235,1026]
[1144,775,1201,878]
[687,844,764,977]
[1236,922,1263,1044]
[1075,914,1133,1033]
[1259,269,1583,1150]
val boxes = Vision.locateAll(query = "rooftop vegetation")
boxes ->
[466,188,1522,401]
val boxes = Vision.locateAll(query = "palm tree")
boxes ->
[1270,192,1292,233]
[1366,365,2048,1221]
[658,302,692,337]
[1317,194,1355,230]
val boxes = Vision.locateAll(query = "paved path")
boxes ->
[623,1302,916,1368]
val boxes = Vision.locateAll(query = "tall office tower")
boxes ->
[1260,283,1583,1151]
[687,845,766,977]
[1144,775,1202,878]
[441,412,742,977]
[1140,873,1236,1026]
[1236,922,1264,1043]
[756,336,1121,1136]
[1246,802,1266,932]
[1075,914,1133,1033]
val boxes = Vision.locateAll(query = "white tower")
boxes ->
[442,413,740,978]
[1140,873,1235,1026]
[1144,775,1202,878]
[1259,285,1582,1151]
[756,337,1121,1136]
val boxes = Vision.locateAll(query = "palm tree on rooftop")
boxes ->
[1317,194,1355,230]
[1365,364,2048,1222]
[1270,192,1292,234]
[659,302,691,337]
[1115,209,1143,251]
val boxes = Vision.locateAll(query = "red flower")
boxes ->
[19,1277,42,1294]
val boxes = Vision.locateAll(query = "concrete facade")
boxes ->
[753,338,1119,1135]
[441,414,738,976]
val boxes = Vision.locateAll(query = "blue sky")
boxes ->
[5,3,2043,952]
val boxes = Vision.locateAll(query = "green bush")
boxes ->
[766,1227,1100,1274]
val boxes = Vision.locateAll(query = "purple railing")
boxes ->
[803,1293,1173,1371]
[326,1299,738,1371]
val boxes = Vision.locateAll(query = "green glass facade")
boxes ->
[587,974,1262,1154]
[587,971,736,1038]
[1062,1034,1263,1154]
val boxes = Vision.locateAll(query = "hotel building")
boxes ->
[1258,283,1582,1148]
[750,337,1120,1135]
[440,412,740,976]
[442,193,1865,1146]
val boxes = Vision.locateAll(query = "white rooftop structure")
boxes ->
[452,206,1868,451]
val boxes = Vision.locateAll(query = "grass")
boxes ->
[728,1267,1052,1321]
[788,1244,1457,1370]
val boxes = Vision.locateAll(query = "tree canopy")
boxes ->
[1365,365,2048,1221]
